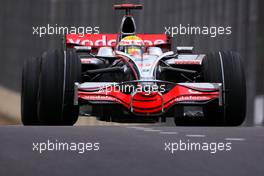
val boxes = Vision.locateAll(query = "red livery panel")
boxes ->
[66,34,169,47]
[78,84,219,115]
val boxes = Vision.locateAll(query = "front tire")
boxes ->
[38,49,81,125]
[202,51,246,126]
[21,57,41,125]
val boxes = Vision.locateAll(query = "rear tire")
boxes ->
[202,51,246,126]
[21,57,41,125]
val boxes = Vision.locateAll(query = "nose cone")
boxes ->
[131,91,163,114]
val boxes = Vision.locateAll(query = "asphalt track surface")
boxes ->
[0,125,263,176]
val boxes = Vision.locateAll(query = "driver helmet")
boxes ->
[117,35,145,57]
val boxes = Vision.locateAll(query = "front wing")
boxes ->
[74,82,223,115]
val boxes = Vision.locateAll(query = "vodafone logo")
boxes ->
[68,35,116,47]
[143,39,166,46]
[66,34,167,47]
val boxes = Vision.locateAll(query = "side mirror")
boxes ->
[176,46,194,54]
[74,46,92,52]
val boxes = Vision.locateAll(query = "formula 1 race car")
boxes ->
[21,4,246,126]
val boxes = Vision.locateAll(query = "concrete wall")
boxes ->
[0,0,260,124]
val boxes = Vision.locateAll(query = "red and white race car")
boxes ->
[21,4,246,126]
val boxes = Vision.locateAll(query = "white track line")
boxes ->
[126,126,151,130]
[160,132,178,135]
[225,138,246,141]
[143,129,162,132]
[125,126,163,132]
[186,134,206,138]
